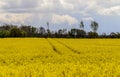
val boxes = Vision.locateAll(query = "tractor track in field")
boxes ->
[46,39,62,55]
[54,39,80,54]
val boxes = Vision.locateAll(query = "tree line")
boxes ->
[0,21,120,38]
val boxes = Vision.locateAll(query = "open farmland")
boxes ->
[0,38,120,77]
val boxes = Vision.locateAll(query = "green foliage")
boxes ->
[69,29,86,38]
[88,31,98,38]
[76,29,86,38]
[21,30,27,37]
[0,22,120,38]
[70,29,77,38]
[0,30,10,38]
[80,21,84,29]
[90,21,99,32]
[20,26,37,37]
[10,28,26,37]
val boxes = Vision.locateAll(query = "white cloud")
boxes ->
[98,6,120,15]
[0,13,32,24]
[0,0,120,25]
[0,1,6,8]
[52,14,78,25]
[82,17,94,21]
[0,0,120,16]
[60,0,74,10]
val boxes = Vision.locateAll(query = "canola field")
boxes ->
[0,38,120,77]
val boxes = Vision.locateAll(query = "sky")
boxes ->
[0,0,120,34]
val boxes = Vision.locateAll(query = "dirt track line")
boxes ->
[46,39,62,55]
[54,39,80,54]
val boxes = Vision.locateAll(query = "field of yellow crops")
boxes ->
[0,38,120,77]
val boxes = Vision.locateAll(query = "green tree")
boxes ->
[110,32,117,38]
[39,27,46,37]
[90,21,99,32]
[46,22,51,37]
[76,29,86,38]
[88,31,98,38]
[70,28,77,38]
[80,21,84,30]
[10,28,26,37]
[0,30,10,38]
[20,25,37,37]
[21,30,27,37]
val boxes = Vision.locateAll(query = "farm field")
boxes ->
[0,38,120,77]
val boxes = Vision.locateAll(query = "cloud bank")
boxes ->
[0,0,119,26]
